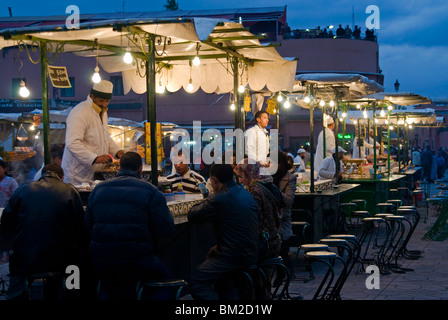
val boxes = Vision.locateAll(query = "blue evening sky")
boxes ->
[2,0,447,100]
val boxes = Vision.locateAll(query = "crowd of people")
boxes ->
[283,24,377,41]
[0,84,300,301]
[412,146,448,182]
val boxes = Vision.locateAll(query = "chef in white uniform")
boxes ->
[318,146,347,180]
[245,110,270,166]
[294,148,306,172]
[61,80,124,185]
[352,129,379,159]
[314,116,335,172]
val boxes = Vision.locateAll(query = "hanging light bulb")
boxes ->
[277,93,283,102]
[92,66,101,83]
[385,119,389,124]
[19,80,30,98]
[304,96,311,103]
[409,124,413,129]
[375,118,379,124]
[363,110,368,119]
[341,112,347,118]
[284,99,290,108]
[123,47,133,64]
[230,102,236,111]
[238,84,245,93]
[329,100,335,107]
[380,109,385,117]
[192,55,201,67]
[187,79,194,92]
[156,80,165,94]
[319,100,325,107]
[356,104,361,109]
[29,124,35,131]
[387,105,393,110]
[389,125,394,130]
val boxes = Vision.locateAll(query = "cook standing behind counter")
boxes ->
[61,80,124,186]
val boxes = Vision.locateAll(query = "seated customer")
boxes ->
[187,164,259,300]
[272,151,297,265]
[167,153,206,193]
[1,164,87,300]
[85,151,174,300]
[318,146,347,180]
[234,159,283,262]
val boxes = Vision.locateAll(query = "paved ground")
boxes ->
[1,182,447,301]
[286,182,448,300]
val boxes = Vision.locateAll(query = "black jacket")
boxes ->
[188,180,259,264]
[84,170,174,266]
[1,171,86,276]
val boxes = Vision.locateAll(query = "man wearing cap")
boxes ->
[61,80,124,185]
[294,148,306,172]
[314,116,336,172]
[318,146,347,180]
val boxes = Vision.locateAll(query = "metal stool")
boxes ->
[294,243,330,282]
[387,199,403,212]
[304,251,347,300]
[376,202,395,214]
[351,199,367,210]
[396,207,423,259]
[340,203,360,228]
[397,187,411,204]
[26,272,63,300]
[136,279,187,300]
[327,234,361,276]
[378,215,407,274]
[256,256,292,300]
[358,217,387,272]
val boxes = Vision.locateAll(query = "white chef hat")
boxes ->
[334,146,347,153]
[297,148,306,154]
[326,116,334,125]
[91,80,113,99]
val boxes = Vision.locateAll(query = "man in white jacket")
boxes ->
[61,80,124,185]
[314,117,335,172]
[245,110,270,166]
[318,146,347,180]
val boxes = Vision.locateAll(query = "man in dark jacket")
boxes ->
[1,164,87,300]
[187,164,259,300]
[85,151,174,300]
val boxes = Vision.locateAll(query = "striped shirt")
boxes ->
[167,169,205,193]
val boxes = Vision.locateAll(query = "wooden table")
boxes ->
[293,183,361,242]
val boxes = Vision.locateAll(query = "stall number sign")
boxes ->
[48,66,72,88]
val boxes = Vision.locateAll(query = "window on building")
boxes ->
[60,77,75,97]
[12,78,24,99]
[110,76,124,96]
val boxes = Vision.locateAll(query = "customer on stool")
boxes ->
[187,164,259,300]
[1,164,87,300]
[85,151,174,300]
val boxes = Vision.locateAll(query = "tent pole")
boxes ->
[233,58,240,130]
[387,109,391,176]
[40,41,50,165]
[309,85,315,193]
[146,34,158,187]
[373,102,377,177]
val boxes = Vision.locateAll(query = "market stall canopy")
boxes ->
[0,10,297,95]
[290,73,384,108]
[340,108,444,127]
[346,92,432,107]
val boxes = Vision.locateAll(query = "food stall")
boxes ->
[337,92,436,213]
[287,73,384,239]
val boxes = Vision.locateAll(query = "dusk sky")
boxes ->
[2,0,447,100]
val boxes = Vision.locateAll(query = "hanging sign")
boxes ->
[244,93,251,113]
[266,98,277,115]
[47,65,72,88]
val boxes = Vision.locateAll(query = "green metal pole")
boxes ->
[334,99,340,177]
[373,103,377,178]
[40,41,50,165]
[233,58,240,130]
[387,110,391,176]
[309,85,315,193]
[146,34,158,187]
